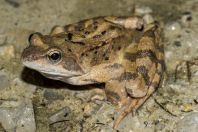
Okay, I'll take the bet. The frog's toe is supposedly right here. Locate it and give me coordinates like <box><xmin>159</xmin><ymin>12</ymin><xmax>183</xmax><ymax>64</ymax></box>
<box><xmin>113</xmin><ymin>98</ymin><xmax>138</xmax><ymax>129</ymax></box>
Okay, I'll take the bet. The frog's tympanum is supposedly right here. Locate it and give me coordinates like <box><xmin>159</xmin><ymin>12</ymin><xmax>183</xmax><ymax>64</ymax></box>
<box><xmin>22</xmin><ymin>16</ymin><xmax>165</xmax><ymax>128</ymax></box>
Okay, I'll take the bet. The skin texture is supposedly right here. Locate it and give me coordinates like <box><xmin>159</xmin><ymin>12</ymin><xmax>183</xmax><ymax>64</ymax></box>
<box><xmin>22</xmin><ymin>16</ymin><xmax>165</xmax><ymax>129</ymax></box>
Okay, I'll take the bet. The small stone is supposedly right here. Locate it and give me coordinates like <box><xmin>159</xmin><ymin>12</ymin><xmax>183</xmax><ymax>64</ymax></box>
<box><xmin>164</xmin><ymin>22</ymin><xmax>182</xmax><ymax>38</ymax></box>
<box><xmin>134</xmin><ymin>5</ymin><xmax>153</xmax><ymax>16</ymax></box>
<box><xmin>181</xmin><ymin>12</ymin><xmax>193</xmax><ymax>26</ymax></box>
<box><xmin>174</xmin><ymin>41</ymin><xmax>182</xmax><ymax>47</ymax></box>
<box><xmin>43</xmin><ymin>90</ymin><xmax>64</xmax><ymax>101</ymax></box>
<box><xmin>117</xmin><ymin>114</ymin><xmax>143</xmax><ymax>132</ymax></box>
<box><xmin>49</xmin><ymin>106</ymin><xmax>71</xmax><ymax>124</ymax></box>
<box><xmin>176</xmin><ymin>112</ymin><xmax>198</xmax><ymax>132</ymax></box>
<box><xmin>181</xmin><ymin>104</ymin><xmax>193</xmax><ymax>112</ymax></box>
<box><xmin>0</xmin><ymin>99</ymin><xmax>36</xmax><ymax>132</ymax></box>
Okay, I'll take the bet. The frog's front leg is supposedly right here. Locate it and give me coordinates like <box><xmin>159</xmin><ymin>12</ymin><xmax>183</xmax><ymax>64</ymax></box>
<box><xmin>64</xmin><ymin>63</ymin><xmax>125</xmax><ymax>85</ymax></box>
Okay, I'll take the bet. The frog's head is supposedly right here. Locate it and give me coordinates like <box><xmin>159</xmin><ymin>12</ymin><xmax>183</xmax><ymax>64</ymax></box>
<box><xmin>22</xmin><ymin>32</ymin><xmax>85</xmax><ymax>80</ymax></box>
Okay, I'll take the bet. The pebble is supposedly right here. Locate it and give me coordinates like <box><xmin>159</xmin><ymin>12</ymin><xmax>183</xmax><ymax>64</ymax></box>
<box><xmin>0</xmin><ymin>99</ymin><xmax>36</xmax><ymax>132</ymax></box>
<box><xmin>43</xmin><ymin>90</ymin><xmax>64</xmax><ymax>101</ymax></box>
<box><xmin>176</xmin><ymin>112</ymin><xmax>198</xmax><ymax>132</ymax></box>
<box><xmin>117</xmin><ymin>114</ymin><xmax>143</xmax><ymax>132</ymax></box>
<box><xmin>181</xmin><ymin>12</ymin><xmax>193</xmax><ymax>26</ymax></box>
<box><xmin>49</xmin><ymin>106</ymin><xmax>71</xmax><ymax>124</ymax></box>
<box><xmin>134</xmin><ymin>5</ymin><xmax>153</xmax><ymax>16</ymax></box>
<box><xmin>164</xmin><ymin>22</ymin><xmax>182</xmax><ymax>38</ymax></box>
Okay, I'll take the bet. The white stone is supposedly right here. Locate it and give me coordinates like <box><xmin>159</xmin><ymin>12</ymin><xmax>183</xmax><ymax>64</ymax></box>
<box><xmin>164</xmin><ymin>22</ymin><xmax>182</xmax><ymax>38</ymax></box>
<box><xmin>0</xmin><ymin>99</ymin><xmax>36</xmax><ymax>132</ymax></box>
<box><xmin>134</xmin><ymin>5</ymin><xmax>153</xmax><ymax>16</ymax></box>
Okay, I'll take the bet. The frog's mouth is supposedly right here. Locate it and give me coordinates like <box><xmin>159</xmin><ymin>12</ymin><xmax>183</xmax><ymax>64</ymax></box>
<box><xmin>22</xmin><ymin>60</ymin><xmax>83</xmax><ymax>79</ymax></box>
<box><xmin>40</xmin><ymin>70</ymin><xmax>81</xmax><ymax>78</ymax></box>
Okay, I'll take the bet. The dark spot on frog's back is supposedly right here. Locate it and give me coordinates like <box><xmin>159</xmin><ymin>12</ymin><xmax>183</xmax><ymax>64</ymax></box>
<box><xmin>137</xmin><ymin>66</ymin><xmax>150</xmax><ymax>85</ymax></box>
<box><xmin>119</xmin><ymin>72</ymin><xmax>138</xmax><ymax>81</ymax></box>
<box><xmin>124</xmin><ymin>50</ymin><xmax>157</xmax><ymax>62</ymax></box>
<box><xmin>84</xmin><ymin>31</ymin><xmax>90</xmax><ymax>35</ymax></box>
<box><xmin>63</xmin><ymin>57</ymin><xmax>82</xmax><ymax>71</ymax></box>
<box><xmin>124</xmin><ymin>52</ymin><xmax>136</xmax><ymax>62</ymax></box>
<box><xmin>105</xmin><ymin>63</ymin><xmax>122</xmax><ymax>69</ymax></box>
<box><xmin>94</xmin><ymin>25</ymin><xmax>98</xmax><ymax>30</ymax></box>
<box><xmin>101</xmin><ymin>31</ymin><xmax>106</xmax><ymax>35</ymax></box>
<box><xmin>93</xmin><ymin>34</ymin><xmax>101</xmax><ymax>39</ymax></box>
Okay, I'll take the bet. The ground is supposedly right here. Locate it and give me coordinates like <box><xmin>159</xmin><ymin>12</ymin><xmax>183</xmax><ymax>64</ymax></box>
<box><xmin>0</xmin><ymin>0</ymin><xmax>198</xmax><ymax>132</ymax></box>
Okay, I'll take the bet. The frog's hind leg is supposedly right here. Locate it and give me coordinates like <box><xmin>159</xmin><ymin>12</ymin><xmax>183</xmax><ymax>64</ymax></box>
<box><xmin>105</xmin><ymin>80</ymin><xmax>128</xmax><ymax>105</ymax></box>
<box><xmin>113</xmin><ymin>62</ymin><xmax>163</xmax><ymax>129</ymax></box>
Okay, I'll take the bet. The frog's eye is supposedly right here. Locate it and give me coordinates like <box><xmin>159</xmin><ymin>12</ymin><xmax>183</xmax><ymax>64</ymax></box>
<box><xmin>47</xmin><ymin>50</ymin><xmax>62</xmax><ymax>64</ymax></box>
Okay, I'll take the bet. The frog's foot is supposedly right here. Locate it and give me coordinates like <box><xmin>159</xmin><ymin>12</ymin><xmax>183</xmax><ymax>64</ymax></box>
<box><xmin>113</xmin><ymin>97</ymin><xmax>138</xmax><ymax>129</ymax></box>
<box><xmin>113</xmin><ymin>96</ymin><xmax>151</xmax><ymax>129</ymax></box>
<box><xmin>175</xmin><ymin>60</ymin><xmax>198</xmax><ymax>82</ymax></box>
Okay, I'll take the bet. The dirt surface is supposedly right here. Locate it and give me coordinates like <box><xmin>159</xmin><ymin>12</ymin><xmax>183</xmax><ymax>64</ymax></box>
<box><xmin>0</xmin><ymin>0</ymin><xmax>198</xmax><ymax>132</ymax></box>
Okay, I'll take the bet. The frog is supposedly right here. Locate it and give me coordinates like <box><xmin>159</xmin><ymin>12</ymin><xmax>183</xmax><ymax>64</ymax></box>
<box><xmin>21</xmin><ymin>16</ymin><xmax>165</xmax><ymax>128</ymax></box>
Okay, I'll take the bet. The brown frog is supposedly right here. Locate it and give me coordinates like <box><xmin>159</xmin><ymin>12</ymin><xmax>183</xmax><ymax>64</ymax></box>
<box><xmin>22</xmin><ymin>16</ymin><xmax>165</xmax><ymax>128</ymax></box>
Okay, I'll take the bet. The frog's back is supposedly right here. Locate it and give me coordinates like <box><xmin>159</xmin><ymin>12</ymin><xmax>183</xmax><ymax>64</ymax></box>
<box><xmin>59</xmin><ymin>16</ymin><xmax>144</xmax><ymax>67</ymax></box>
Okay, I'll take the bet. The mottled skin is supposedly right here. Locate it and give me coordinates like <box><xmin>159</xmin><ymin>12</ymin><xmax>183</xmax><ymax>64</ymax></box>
<box><xmin>22</xmin><ymin>16</ymin><xmax>165</xmax><ymax>128</ymax></box>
